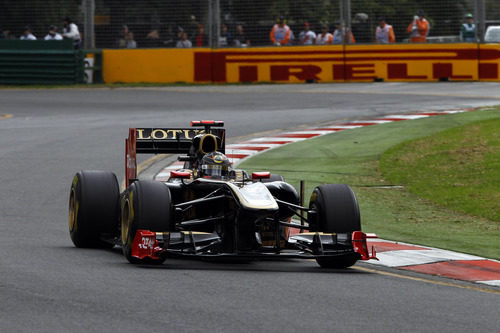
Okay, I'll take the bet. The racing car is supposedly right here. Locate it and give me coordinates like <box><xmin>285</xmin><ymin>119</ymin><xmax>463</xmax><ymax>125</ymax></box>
<box><xmin>69</xmin><ymin>120</ymin><xmax>377</xmax><ymax>268</ymax></box>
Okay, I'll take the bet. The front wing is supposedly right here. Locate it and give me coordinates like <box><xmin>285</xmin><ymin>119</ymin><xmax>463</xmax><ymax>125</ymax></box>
<box><xmin>131</xmin><ymin>229</ymin><xmax>378</xmax><ymax>262</ymax></box>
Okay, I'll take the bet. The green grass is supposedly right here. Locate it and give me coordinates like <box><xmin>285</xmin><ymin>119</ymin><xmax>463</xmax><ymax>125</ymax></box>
<box><xmin>380</xmin><ymin>117</ymin><xmax>500</xmax><ymax>222</ymax></box>
<box><xmin>239</xmin><ymin>108</ymin><xmax>500</xmax><ymax>259</ymax></box>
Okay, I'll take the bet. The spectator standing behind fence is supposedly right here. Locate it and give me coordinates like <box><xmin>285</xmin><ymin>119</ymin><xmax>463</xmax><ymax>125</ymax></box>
<box><xmin>176</xmin><ymin>32</ymin><xmax>192</xmax><ymax>48</ymax></box>
<box><xmin>20</xmin><ymin>26</ymin><xmax>36</xmax><ymax>40</ymax></box>
<box><xmin>144</xmin><ymin>29</ymin><xmax>163</xmax><ymax>48</ymax></box>
<box><xmin>219</xmin><ymin>24</ymin><xmax>233</xmax><ymax>47</ymax></box>
<box><xmin>233</xmin><ymin>24</ymin><xmax>250</xmax><ymax>47</ymax></box>
<box><xmin>163</xmin><ymin>26</ymin><xmax>176</xmax><ymax>47</ymax></box>
<box><xmin>1</xmin><ymin>29</ymin><xmax>15</xmax><ymax>40</ymax></box>
<box><xmin>62</xmin><ymin>17</ymin><xmax>81</xmax><ymax>48</ymax></box>
<box><xmin>407</xmin><ymin>10</ymin><xmax>429</xmax><ymax>43</ymax></box>
<box><xmin>316</xmin><ymin>25</ymin><xmax>333</xmax><ymax>45</ymax></box>
<box><xmin>270</xmin><ymin>16</ymin><xmax>291</xmax><ymax>46</ymax></box>
<box><xmin>125</xmin><ymin>32</ymin><xmax>136</xmax><ymax>48</ymax></box>
<box><xmin>461</xmin><ymin>13</ymin><xmax>476</xmax><ymax>42</ymax></box>
<box><xmin>116</xmin><ymin>25</ymin><xmax>129</xmax><ymax>48</ymax></box>
<box><xmin>195</xmin><ymin>24</ymin><xmax>207</xmax><ymax>47</ymax></box>
<box><xmin>299</xmin><ymin>22</ymin><xmax>316</xmax><ymax>45</ymax></box>
<box><xmin>333</xmin><ymin>22</ymin><xmax>355</xmax><ymax>44</ymax></box>
<box><xmin>44</xmin><ymin>25</ymin><xmax>62</xmax><ymax>40</ymax></box>
<box><xmin>375</xmin><ymin>17</ymin><xmax>395</xmax><ymax>44</ymax></box>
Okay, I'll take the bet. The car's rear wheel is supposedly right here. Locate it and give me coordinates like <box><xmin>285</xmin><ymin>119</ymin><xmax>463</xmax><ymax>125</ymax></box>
<box><xmin>308</xmin><ymin>184</ymin><xmax>361</xmax><ymax>268</ymax></box>
<box><xmin>121</xmin><ymin>180</ymin><xmax>172</xmax><ymax>264</ymax></box>
<box><xmin>69</xmin><ymin>170</ymin><xmax>120</xmax><ymax>248</ymax></box>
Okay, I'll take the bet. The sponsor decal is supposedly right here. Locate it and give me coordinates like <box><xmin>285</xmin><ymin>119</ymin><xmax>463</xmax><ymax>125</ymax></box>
<box><xmin>136</xmin><ymin>128</ymin><xmax>205</xmax><ymax>140</ymax></box>
<box><xmin>138</xmin><ymin>236</ymin><xmax>155</xmax><ymax>250</ymax></box>
<box><xmin>194</xmin><ymin>47</ymin><xmax>500</xmax><ymax>83</ymax></box>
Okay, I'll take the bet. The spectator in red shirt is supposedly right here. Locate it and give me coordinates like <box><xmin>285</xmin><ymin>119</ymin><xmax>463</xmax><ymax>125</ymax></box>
<box><xmin>195</xmin><ymin>24</ymin><xmax>207</xmax><ymax>47</ymax></box>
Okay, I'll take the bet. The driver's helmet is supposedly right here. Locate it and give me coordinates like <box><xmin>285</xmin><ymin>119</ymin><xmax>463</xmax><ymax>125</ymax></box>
<box><xmin>199</xmin><ymin>152</ymin><xmax>231</xmax><ymax>179</ymax></box>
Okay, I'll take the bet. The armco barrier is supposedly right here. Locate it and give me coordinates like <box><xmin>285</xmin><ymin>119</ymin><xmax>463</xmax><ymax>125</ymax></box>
<box><xmin>0</xmin><ymin>40</ymin><xmax>84</xmax><ymax>85</ymax></box>
<box><xmin>102</xmin><ymin>44</ymin><xmax>500</xmax><ymax>84</ymax></box>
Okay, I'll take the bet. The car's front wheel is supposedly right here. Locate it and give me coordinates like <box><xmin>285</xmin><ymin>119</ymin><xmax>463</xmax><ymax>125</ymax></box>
<box><xmin>308</xmin><ymin>184</ymin><xmax>361</xmax><ymax>268</ymax></box>
<box><xmin>121</xmin><ymin>180</ymin><xmax>172</xmax><ymax>264</ymax></box>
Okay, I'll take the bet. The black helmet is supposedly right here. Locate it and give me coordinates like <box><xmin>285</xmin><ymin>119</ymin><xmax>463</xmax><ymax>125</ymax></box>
<box><xmin>200</xmin><ymin>152</ymin><xmax>231</xmax><ymax>179</ymax></box>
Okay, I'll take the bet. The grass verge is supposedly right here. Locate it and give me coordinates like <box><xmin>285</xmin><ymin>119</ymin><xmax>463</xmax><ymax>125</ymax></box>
<box><xmin>239</xmin><ymin>108</ymin><xmax>500</xmax><ymax>259</ymax></box>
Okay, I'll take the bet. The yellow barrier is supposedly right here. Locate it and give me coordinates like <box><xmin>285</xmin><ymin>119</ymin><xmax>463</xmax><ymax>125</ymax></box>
<box><xmin>344</xmin><ymin>44</ymin><xmax>479</xmax><ymax>81</ymax></box>
<box><xmin>102</xmin><ymin>44</ymin><xmax>500</xmax><ymax>83</ymax></box>
<box><xmin>103</xmin><ymin>48</ymin><xmax>195</xmax><ymax>83</ymax></box>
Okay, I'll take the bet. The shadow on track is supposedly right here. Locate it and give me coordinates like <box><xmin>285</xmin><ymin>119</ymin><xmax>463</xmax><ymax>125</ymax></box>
<box><xmin>60</xmin><ymin>245</ymin><xmax>372</xmax><ymax>275</ymax></box>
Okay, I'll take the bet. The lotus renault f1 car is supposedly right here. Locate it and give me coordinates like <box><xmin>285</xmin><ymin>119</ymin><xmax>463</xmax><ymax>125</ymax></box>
<box><xmin>69</xmin><ymin>120</ymin><xmax>377</xmax><ymax>268</ymax></box>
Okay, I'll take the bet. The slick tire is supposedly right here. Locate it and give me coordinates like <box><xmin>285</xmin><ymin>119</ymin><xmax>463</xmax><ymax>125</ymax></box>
<box><xmin>308</xmin><ymin>184</ymin><xmax>361</xmax><ymax>269</ymax></box>
<box><xmin>121</xmin><ymin>180</ymin><xmax>172</xmax><ymax>265</ymax></box>
<box><xmin>69</xmin><ymin>170</ymin><xmax>120</xmax><ymax>248</ymax></box>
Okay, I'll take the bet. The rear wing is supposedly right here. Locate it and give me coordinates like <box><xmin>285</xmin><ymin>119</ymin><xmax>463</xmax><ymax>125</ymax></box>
<box><xmin>125</xmin><ymin>121</ymin><xmax>226</xmax><ymax>186</ymax></box>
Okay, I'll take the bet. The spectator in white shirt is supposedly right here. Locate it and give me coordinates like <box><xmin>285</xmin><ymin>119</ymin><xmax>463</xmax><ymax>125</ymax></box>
<box><xmin>299</xmin><ymin>22</ymin><xmax>316</xmax><ymax>45</ymax></box>
<box><xmin>176</xmin><ymin>32</ymin><xmax>192</xmax><ymax>48</ymax></box>
<box><xmin>20</xmin><ymin>26</ymin><xmax>36</xmax><ymax>40</ymax></box>
<box><xmin>62</xmin><ymin>17</ymin><xmax>81</xmax><ymax>48</ymax></box>
<box><xmin>44</xmin><ymin>25</ymin><xmax>63</xmax><ymax>40</ymax></box>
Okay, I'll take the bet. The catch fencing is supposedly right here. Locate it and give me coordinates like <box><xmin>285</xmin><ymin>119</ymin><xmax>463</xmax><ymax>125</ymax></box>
<box><xmin>1</xmin><ymin>0</ymin><xmax>499</xmax><ymax>49</ymax></box>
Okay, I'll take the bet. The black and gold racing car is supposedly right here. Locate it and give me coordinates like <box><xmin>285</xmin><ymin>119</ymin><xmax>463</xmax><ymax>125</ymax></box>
<box><xmin>69</xmin><ymin>121</ymin><xmax>376</xmax><ymax>268</ymax></box>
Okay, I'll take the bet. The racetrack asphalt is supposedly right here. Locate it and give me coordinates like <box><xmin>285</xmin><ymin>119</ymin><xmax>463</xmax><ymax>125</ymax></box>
<box><xmin>1</xmin><ymin>83</ymin><xmax>499</xmax><ymax>332</ymax></box>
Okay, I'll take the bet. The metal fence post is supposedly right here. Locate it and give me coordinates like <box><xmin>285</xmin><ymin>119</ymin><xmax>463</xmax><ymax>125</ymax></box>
<box><xmin>208</xmin><ymin>0</ymin><xmax>220</xmax><ymax>48</ymax></box>
<box><xmin>346</xmin><ymin>0</ymin><xmax>351</xmax><ymax>36</ymax></box>
<box><xmin>478</xmin><ymin>0</ymin><xmax>486</xmax><ymax>43</ymax></box>
<box><xmin>339</xmin><ymin>0</ymin><xmax>344</xmax><ymax>27</ymax></box>
<box><xmin>214</xmin><ymin>0</ymin><xmax>220</xmax><ymax>48</ymax></box>
<box><xmin>208</xmin><ymin>0</ymin><xmax>213</xmax><ymax>47</ymax></box>
<box><xmin>82</xmin><ymin>0</ymin><xmax>95</xmax><ymax>49</ymax></box>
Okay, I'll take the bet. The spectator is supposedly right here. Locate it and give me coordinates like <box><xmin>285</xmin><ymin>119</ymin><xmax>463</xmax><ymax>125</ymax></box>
<box><xmin>316</xmin><ymin>24</ymin><xmax>333</xmax><ymax>45</ymax></box>
<box><xmin>116</xmin><ymin>25</ymin><xmax>129</xmax><ymax>48</ymax></box>
<box><xmin>333</xmin><ymin>22</ymin><xmax>355</xmax><ymax>44</ymax></box>
<box><xmin>299</xmin><ymin>22</ymin><xmax>316</xmax><ymax>45</ymax></box>
<box><xmin>2</xmin><ymin>29</ymin><xmax>15</xmax><ymax>40</ymax></box>
<box><xmin>62</xmin><ymin>17</ymin><xmax>81</xmax><ymax>48</ymax></box>
<box><xmin>219</xmin><ymin>23</ymin><xmax>232</xmax><ymax>47</ymax></box>
<box><xmin>176</xmin><ymin>32</ymin><xmax>192</xmax><ymax>48</ymax></box>
<box><xmin>351</xmin><ymin>12</ymin><xmax>370</xmax><ymax>43</ymax></box>
<box><xmin>163</xmin><ymin>26</ymin><xmax>177</xmax><ymax>47</ymax></box>
<box><xmin>195</xmin><ymin>24</ymin><xmax>207</xmax><ymax>47</ymax></box>
<box><xmin>44</xmin><ymin>25</ymin><xmax>62</xmax><ymax>40</ymax></box>
<box><xmin>375</xmin><ymin>17</ymin><xmax>395</xmax><ymax>44</ymax></box>
<box><xmin>270</xmin><ymin>16</ymin><xmax>291</xmax><ymax>46</ymax></box>
<box><xmin>407</xmin><ymin>10</ymin><xmax>429</xmax><ymax>43</ymax></box>
<box><xmin>177</xmin><ymin>27</ymin><xmax>184</xmax><ymax>41</ymax></box>
<box><xmin>288</xmin><ymin>28</ymin><xmax>296</xmax><ymax>45</ymax></box>
<box><xmin>144</xmin><ymin>29</ymin><xmax>163</xmax><ymax>48</ymax></box>
<box><xmin>20</xmin><ymin>26</ymin><xmax>36</xmax><ymax>40</ymax></box>
<box><xmin>125</xmin><ymin>32</ymin><xmax>137</xmax><ymax>48</ymax></box>
<box><xmin>233</xmin><ymin>24</ymin><xmax>250</xmax><ymax>47</ymax></box>
<box><xmin>460</xmin><ymin>13</ymin><xmax>476</xmax><ymax>42</ymax></box>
